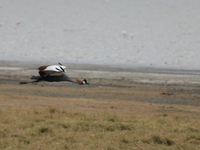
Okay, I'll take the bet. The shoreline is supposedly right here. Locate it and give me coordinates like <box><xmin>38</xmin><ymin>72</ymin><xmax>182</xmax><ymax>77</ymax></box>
<box><xmin>1</xmin><ymin>58</ymin><xmax>200</xmax><ymax>70</ymax></box>
<box><xmin>1</xmin><ymin>60</ymin><xmax>200</xmax><ymax>74</ymax></box>
<box><xmin>1</xmin><ymin>60</ymin><xmax>200</xmax><ymax>88</ymax></box>
<box><xmin>0</xmin><ymin>60</ymin><xmax>200</xmax><ymax>107</ymax></box>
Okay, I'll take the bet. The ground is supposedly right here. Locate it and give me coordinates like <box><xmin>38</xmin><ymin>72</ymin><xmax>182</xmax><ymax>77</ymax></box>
<box><xmin>0</xmin><ymin>61</ymin><xmax>200</xmax><ymax>149</ymax></box>
<box><xmin>1</xmin><ymin>60</ymin><xmax>200</xmax><ymax>116</ymax></box>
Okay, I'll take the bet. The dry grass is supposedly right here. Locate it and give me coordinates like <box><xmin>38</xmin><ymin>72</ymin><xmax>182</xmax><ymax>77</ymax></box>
<box><xmin>0</xmin><ymin>107</ymin><xmax>200</xmax><ymax>150</ymax></box>
<box><xmin>0</xmin><ymin>83</ymin><xmax>200</xmax><ymax>149</ymax></box>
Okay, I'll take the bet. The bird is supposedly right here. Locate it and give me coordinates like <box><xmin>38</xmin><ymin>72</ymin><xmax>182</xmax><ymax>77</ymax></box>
<box><xmin>20</xmin><ymin>63</ymin><xmax>89</xmax><ymax>85</ymax></box>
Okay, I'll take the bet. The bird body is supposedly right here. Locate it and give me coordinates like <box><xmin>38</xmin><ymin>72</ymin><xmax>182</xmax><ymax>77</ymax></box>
<box><xmin>39</xmin><ymin>64</ymin><xmax>66</xmax><ymax>72</ymax></box>
<box><xmin>20</xmin><ymin>63</ymin><xmax>89</xmax><ymax>85</ymax></box>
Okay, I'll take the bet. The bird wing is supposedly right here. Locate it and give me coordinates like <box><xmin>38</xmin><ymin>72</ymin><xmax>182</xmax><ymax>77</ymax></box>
<box><xmin>38</xmin><ymin>65</ymin><xmax>66</xmax><ymax>77</ymax></box>
<box><xmin>39</xmin><ymin>70</ymin><xmax>63</xmax><ymax>77</ymax></box>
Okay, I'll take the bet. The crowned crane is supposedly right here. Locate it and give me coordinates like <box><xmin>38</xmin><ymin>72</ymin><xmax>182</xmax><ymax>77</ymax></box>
<box><xmin>20</xmin><ymin>63</ymin><xmax>89</xmax><ymax>85</ymax></box>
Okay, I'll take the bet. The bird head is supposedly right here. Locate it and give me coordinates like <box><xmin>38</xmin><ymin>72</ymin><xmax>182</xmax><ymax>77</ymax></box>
<box><xmin>76</xmin><ymin>79</ymin><xmax>89</xmax><ymax>85</ymax></box>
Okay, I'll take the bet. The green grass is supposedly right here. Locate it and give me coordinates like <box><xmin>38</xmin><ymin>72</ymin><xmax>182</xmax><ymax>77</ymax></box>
<box><xmin>0</xmin><ymin>107</ymin><xmax>200</xmax><ymax>150</ymax></box>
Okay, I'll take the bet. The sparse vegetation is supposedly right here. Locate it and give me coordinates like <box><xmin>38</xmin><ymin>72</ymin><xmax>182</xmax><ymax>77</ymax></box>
<box><xmin>0</xmin><ymin>107</ymin><xmax>200</xmax><ymax>150</ymax></box>
<box><xmin>0</xmin><ymin>82</ymin><xmax>200</xmax><ymax>150</ymax></box>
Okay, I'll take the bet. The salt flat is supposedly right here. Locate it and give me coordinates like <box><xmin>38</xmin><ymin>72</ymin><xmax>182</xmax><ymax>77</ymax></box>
<box><xmin>0</xmin><ymin>0</ymin><xmax>200</xmax><ymax>68</ymax></box>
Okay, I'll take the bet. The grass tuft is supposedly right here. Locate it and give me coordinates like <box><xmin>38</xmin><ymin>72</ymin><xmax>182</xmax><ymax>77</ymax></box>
<box><xmin>0</xmin><ymin>107</ymin><xmax>199</xmax><ymax>149</ymax></box>
<box><xmin>38</xmin><ymin>127</ymin><xmax>52</xmax><ymax>134</ymax></box>
<box><xmin>150</xmin><ymin>135</ymin><xmax>174</xmax><ymax>146</ymax></box>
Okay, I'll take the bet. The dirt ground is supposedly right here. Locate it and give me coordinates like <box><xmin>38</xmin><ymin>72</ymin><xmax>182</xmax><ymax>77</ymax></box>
<box><xmin>0</xmin><ymin>60</ymin><xmax>200</xmax><ymax>119</ymax></box>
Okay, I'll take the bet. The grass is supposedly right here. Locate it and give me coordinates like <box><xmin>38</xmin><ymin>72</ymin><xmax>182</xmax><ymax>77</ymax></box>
<box><xmin>0</xmin><ymin>83</ymin><xmax>200</xmax><ymax>149</ymax></box>
<box><xmin>0</xmin><ymin>107</ymin><xmax>200</xmax><ymax>150</ymax></box>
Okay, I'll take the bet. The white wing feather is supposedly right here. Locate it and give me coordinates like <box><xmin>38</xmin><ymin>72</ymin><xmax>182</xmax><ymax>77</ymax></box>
<box><xmin>45</xmin><ymin>65</ymin><xmax>66</xmax><ymax>72</ymax></box>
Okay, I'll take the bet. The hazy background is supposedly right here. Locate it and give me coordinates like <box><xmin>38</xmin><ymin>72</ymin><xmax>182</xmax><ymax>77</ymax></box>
<box><xmin>0</xmin><ymin>0</ymin><xmax>200</xmax><ymax>69</ymax></box>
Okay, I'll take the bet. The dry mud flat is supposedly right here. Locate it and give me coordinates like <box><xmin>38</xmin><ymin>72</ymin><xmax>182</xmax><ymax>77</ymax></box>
<box><xmin>0</xmin><ymin>61</ymin><xmax>200</xmax><ymax>118</ymax></box>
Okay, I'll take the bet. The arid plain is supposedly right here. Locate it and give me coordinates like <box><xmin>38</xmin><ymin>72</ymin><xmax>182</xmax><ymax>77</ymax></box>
<box><xmin>0</xmin><ymin>61</ymin><xmax>200</xmax><ymax>149</ymax></box>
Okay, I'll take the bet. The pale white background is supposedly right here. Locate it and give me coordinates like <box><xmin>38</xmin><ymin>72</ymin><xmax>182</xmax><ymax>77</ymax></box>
<box><xmin>0</xmin><ymin>0</ymin><xmax>199</xmax><ymax>69</ymax></box>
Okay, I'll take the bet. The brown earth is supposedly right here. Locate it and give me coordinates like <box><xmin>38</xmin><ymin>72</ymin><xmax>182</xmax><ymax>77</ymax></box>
<box><xmin>0</xmin><ymin>60</ymin><xmax>200</xmax><ymax>119</ymax></box>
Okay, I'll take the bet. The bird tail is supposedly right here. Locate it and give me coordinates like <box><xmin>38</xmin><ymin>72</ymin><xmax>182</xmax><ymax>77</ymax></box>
<box><xmin>31</xmin><ymin>76</ymin><xmax>41</xmax><ymax>80</ymax></box>
<box><xmin>19</xmin><ymin>76</ymin><xmax>42</xmax><ymax>84</ymax></box>
<box><xmin>19</xmin><ymin>80</ymin><xmax>39</xmax><ymax>84</ymax></box>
